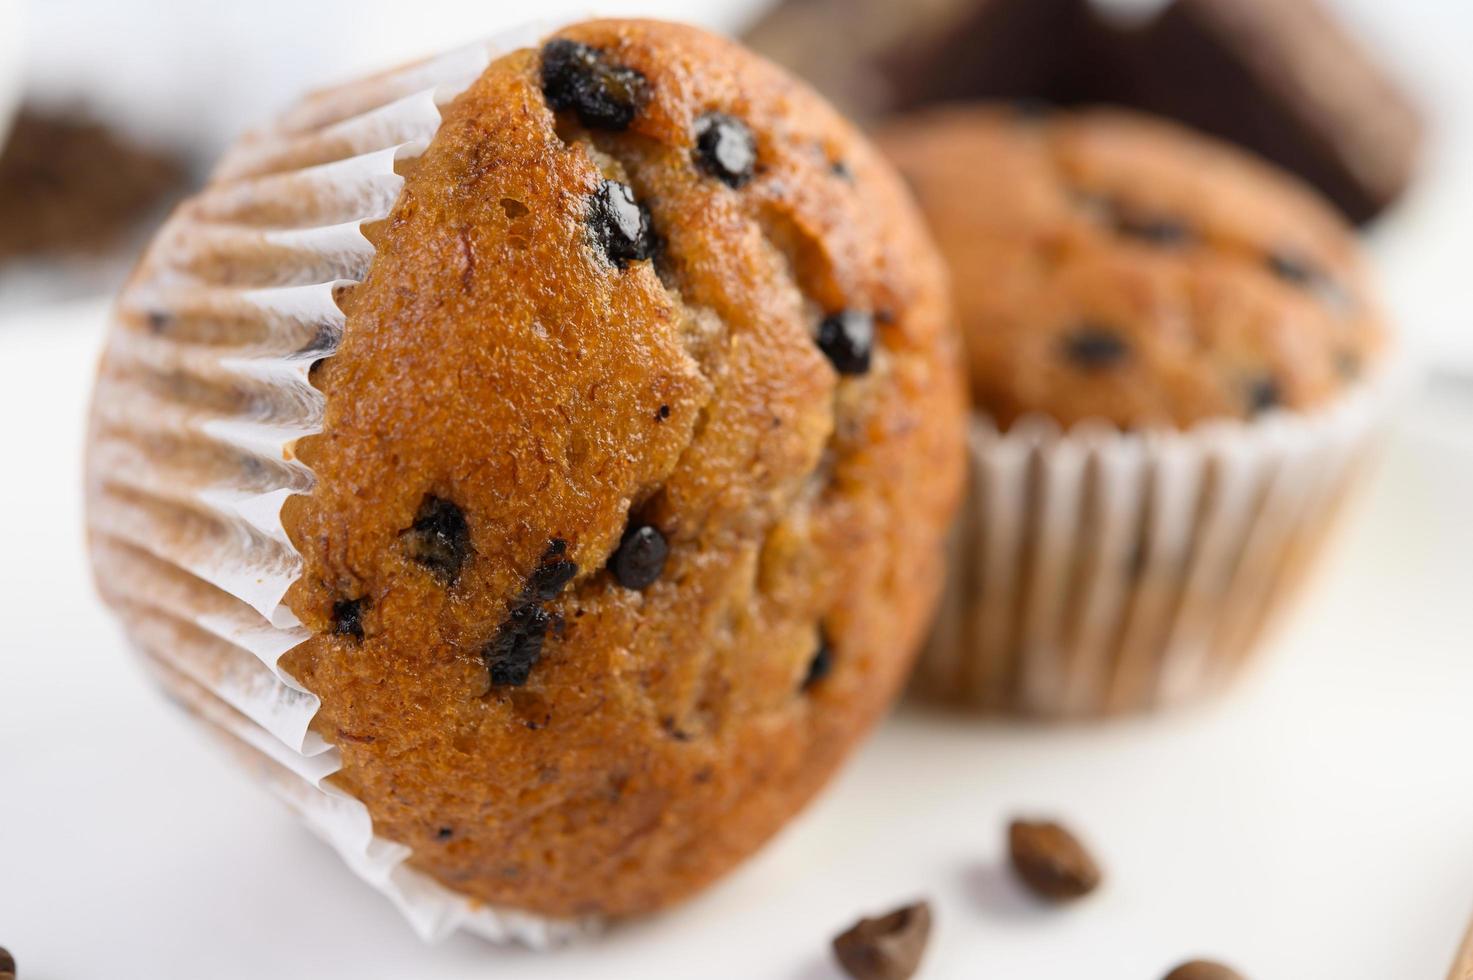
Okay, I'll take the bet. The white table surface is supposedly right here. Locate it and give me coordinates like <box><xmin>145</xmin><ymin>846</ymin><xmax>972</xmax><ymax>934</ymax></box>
<box><xmin>1</xmin><ymin>299</ymin><xmax>1471</xmax><ymax>980</ymax></box>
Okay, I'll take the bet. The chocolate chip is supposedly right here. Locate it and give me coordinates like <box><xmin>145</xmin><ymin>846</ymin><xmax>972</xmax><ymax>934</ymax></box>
<box><xmin>527</xmin><ymin>538</ymin><xmax>578</xmax><ymax>601</ymax></box>
<box><xmin>693</xmin><ymin>112</ymin><xmax>757</xmax><ymax>188</ymax></box>
<box><xmin>540</xmin><ymin>39</ymin><xmax>648</xmax><ymax>131</ymax></box>
<box><xmin>1008</xmin><ymin>818</ymin><xmax>1102</xmax><ymax>902</ymax></box>
<box><xmin>436</xmin><ymin>826</ymin><xmax>454</xmax><ymax>841</ymax></box>
<box><xmin>1247</xmin><ymin>374</ymin><xmax>1282</xmax><ymax>415</ymax></box>
<box><xmin>405</xmin><ymin>495</ymin><xmax>472</xmax><ymax>582</ymax></box>
<box><xmin>485</xmin><ymin>602</ymin><xmax>553</xmax><ymax>688</ymax></box>
<box><xmin>1162</xmin><ymin>960</ymin><xmax>1247</xmax><ymax>980</ymax></box>
<box><xmin>589</xmin><ymin>180</ymin><xmax>656</xmax><ymax>268</ymax></box>
<box><xmin>1114</xmin><ymin>210</ymin><xmax>1192</xmax><ymax>246</ymax></box>
<box><xmin>803</xmin><ymin>634</ymin><xmax>833</xmax><ymax>691</ymax></box>
<box><xmin>831</xmin><ymin>901</ymin><xmax>932</xmax><ymax>980</ymax></box>
<box><xmin>1062</xmin><ymin>325</ymin><xmax>1130</xmax><ymax>369</ymax></box>
<box><xmin>611</xmin><ymin>523</ymin><xmax>668</xmax><ymax>590</ymax></box>
<box><xmin>331</xmin><ymin>597</ymin><xmax>366</xmax><ymax>642</ymax></box>
<box><xmin>0</xmin><ymin>947</ymin><xmax>14</xmax><ymax>980</ymax></box>
<box><xmin>657</xmin><ymin>403</ymin><xmax>671</xmax><ymax>421</ymax></box>
<box><xmin>1266</xmin><ymin>249</ymin><xmax>1318</xmax><ymax>286</ymax></box>
<box><xmin>817</xmin><ymin>310</ymin><xmax>874</xmax><ymax>375</ymax></box>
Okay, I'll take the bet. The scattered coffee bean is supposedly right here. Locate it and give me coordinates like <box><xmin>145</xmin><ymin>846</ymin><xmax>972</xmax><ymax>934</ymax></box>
<box><xmin>611</xmin><ymin>523</ymin><xmax>668</xmax><ymax>590</ymax></box>
<box><xmin>589</xmin><ymin>180</ymin><xmax>656</xmax><ymax>268</ymax></box>
<box><xmin>404</xmin><ymin>495</ymin><xmax>472</xmax><ymax>582</ymax></box>
<box><xmin>331</xmin><ymin>597</ymin><xmax>366</xmax><ymax>642</ymax></box>
<box><xmin>0</xmin><ymin>947</ymin><xmax>13</xmax><ymax>980</ymax></box>
<box><xmin>1247</xmin><ymin>374</ymin><xmax>1282</xmax><ymax>415</ymax></box>
<box><xmin>484</xmin><ymin>602</ymin><xmax>553</xmax><ymax>688</ymax></box>
<box><xmin>693</xmin><ymin>112</ymin><xmax>757</xmax><ymax>188</ymax></box>
<box><xmin>1062</xmin><ymin>324</ymin><xmax>1130</xmax><ymax>369</ymax></box>
<box><xmin>1162</xmin><ymin>960</ymin><xmax>1246</xmax><ymax>980</ymax></box>
<box><xmin>1007</xmin><ymin>818</ymin><xmax>1102</xmax><ymax>902</ymax></box>
<box><xmin>540</xmin><ymin>39</ymin><xmax>648</xmax><ymax>131</ymax></box>
<box><xmin>817</xmin><ymin>310</ymin><xmax>874</xmax><ymax>375</ymax></box>
<box><xmin>803</xmin><ymin>633</ymin><xmax>833</xmax><ymax>691</ymax></box>
<box><xmin>831</xmin><ymin>901</ymin><xmax>932</xmax><ymax>980</ymax></box>
<box><xmin>527</xmin><ymin>538</ymin><xmax>578</xmax><ymax>601</ymax></box>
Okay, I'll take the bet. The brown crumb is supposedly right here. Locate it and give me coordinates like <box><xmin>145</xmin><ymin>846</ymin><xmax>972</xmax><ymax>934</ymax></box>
<box><xmin>1163</xmin><ymin>960</ymin><xmax>1247</xmax><ymax>980</ymax></box>
<box><xmin>0</xmin><ymin>108</ymin><xmax>187</xmax><ymax>262</ymax></box>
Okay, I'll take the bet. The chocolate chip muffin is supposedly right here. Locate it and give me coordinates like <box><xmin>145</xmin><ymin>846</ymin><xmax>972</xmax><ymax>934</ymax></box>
<box><xmin>84</xmin><ymin>19</ymin><xmax>965</xmax><ymax>930</ymax></box>
<box><xmin>880</xmin><ymin>105</ymin><xmax>1387</xmax><ymax>431</ymax></box>
<box><xmin>878</xmin><ymin>105</ymin><xmax>1392</xmax><ymax>716</ymax></box>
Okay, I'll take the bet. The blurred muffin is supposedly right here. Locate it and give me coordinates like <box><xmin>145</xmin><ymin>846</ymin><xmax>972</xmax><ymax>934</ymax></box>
<box><xmin>879</xmin><ymin>105</ymin><xmax>1391</xmax><ymax>717</ymax></box>
<box><xmin>83</xmin><ymin>20</ymin><xmax>965</xmax><ymax>938</ymax></box>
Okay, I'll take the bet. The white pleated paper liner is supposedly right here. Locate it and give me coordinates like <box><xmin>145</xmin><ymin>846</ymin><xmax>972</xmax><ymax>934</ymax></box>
<box><xmin>915</xmin><ymin>373</ymin><xmax>1394</xmax><ymax>719</ymax></box>
<box><xmin>85</xmin><ymin>21</ymin><xmax>595</xmax><ymax>945</ymax></box>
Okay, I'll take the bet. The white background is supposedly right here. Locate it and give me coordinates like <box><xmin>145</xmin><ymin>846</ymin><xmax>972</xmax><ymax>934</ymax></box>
<box><xmin>2</xmin><ymin>1</ymin><xmax>1472</xmax><ymax>978</ymax></box>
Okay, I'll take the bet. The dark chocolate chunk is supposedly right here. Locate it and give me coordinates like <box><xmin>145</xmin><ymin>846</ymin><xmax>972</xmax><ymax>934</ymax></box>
<box><xmin>404</xmin><ymin>495</ymin><xmax>472</xmax><ymax>582</ymax></box>
<box><xmin>1162</xmin><ymin>961</ymin><xmax>1247</xmax><ymax>980</ymax></box>
<box><xmin>831</xmin><ymin>901</ymin><xmax>932</xmax><ymax>980</ymax></box>
<box><xmin>803</xmin><ymin>634</ymin><xmax>834</xmax><ymax>691</ymax></box>
<box><xmin>817</xmin><ymin>310</ymin><xmax>874</xmax><ymax>375</ymax></box>
<box><xmin>540</xmin><ymin>39</ymin><xmax>649</xmax><ymax>131</ymax></box>
<box><xmin>1114</xmin><ymin>210</ymin><xmax>1192</xmax><ymax>246</ymax></box>
<box><xmin>657</xmin><ymin>403</ymin><xmax>671</xmax><ymax>420</ymax></box>
<box><xmin>1008</xmin><ymin>818</ymin><xmax>1102</xmax><ymax>902</ymax></box>
<box><xmin>527</xmin><ymin>538</ymin><xmax>578</xmax><ymax>601</ymax></box>
<box><xmin>485</xmin><ymin>603</ymin><xmax>553</xmax><ymax>688</ymax></box>
<box><xmin>331</xmin><ymin>597</ymin><xmax>366</xmax><ymax>642</ymax></box>
<box><xmin>1062</xmin><ymin>325</ymin><xmax>1130</xmax><ymax>369</ymax></box>
<box><xmin>611</xmin><ymin>523</ymin><xmax>668</xmax><ymax>590</ymax></box>
<box><xmin>589</xmin><ymin>180</ymin><xmax>656</xmax><ymax>268</ymax></box>
<box><xmin>693</xmin><ymin>112</ymin><xmax>757</xmax><ymax>188</ymax></box>
<box><xmin>436</xmin><ymin>826</ymin><xmax>454</xmax><ymax>841</ymax></box>
<box><xmin>1247</xmin><ymin>374</ymin><xmax>1282</xmax><ymax>415</ymax></box>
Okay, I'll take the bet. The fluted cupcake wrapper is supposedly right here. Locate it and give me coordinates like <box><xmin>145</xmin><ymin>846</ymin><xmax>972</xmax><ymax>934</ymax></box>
<box><xmin>85</xmin><ymin>22</ymin><xmax>593</xmax><ymax>945</ymax></box>
<box><xmin>916</xmin><ymin>375</ymin><xmax>1394</xmax><ymax>719</ymax></box>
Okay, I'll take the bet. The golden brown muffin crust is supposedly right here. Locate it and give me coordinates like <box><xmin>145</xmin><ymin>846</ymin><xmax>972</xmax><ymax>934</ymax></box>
<box><xmin>279</xmin><ymin>20</ymin><xmax>964</xmax><ymax>919</ymax></box>
<box><xmin>878</xmin><ymin>105</ymin><xmax>1387</xmax><ymax>430</ymax></box>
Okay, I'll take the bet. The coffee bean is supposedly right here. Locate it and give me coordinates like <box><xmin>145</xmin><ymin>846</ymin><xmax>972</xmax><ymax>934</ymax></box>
<box><xmin>527</xmin><ymin>538</ymin><xmax>578</xmax><ymax>601</ymax></box>
<box><xmin>611</xmin><ymin>523</ymin><xmax>668</xmax><ymax>590</ymax></box>
<box><xmin>1007</xmin><ymin>818</ymin><xmax>1102</xmax><ymax>901</ymax></box>
<box><xmin>831</xmin><ymin>901</ymin><xmax>932</xmax><ymax>980</ymax></box>
<box><xmin>1247</xmin><ymin>374</ymin><xmax>1282</xmax><ymax>415</ymax></box>
<box><xmin>817</xmin><ymin>310</ymin><xmax>874</xmax><ymax>375</ymax></box>
<box><xmin>485</xmin><ymin>602</ymin><xmax>554</xmax><ymax>688</ymax></box>
<box><xmin>803</xmin><ymin>633</ymin><xmax>833</xmax><ymax>691</ymax></box>
<box><xmin>693</xmin><ymin>112</ymin><xmax>756</xmax><ymax>188</ymax></box>
<box><xmin>0</xmin><ymin>947</ymin><xmax>13</xmax><ymax>980</ymax></box>
<box><xmin>540</xmin><ymin>39</ymin><xmax>648</xmax><ymax>131</ymax></box>
<box><xmin>589</xmin><ymin>180</ymin><xmax>656</xmax><ymax>269</ymax></box>
<box><xmin>1062</xmin><ymin>324</ymin><xmax>1130</xmax><ymax>369</ymax></box>
<box><xmin>331</xmin><ymin>597</ymin><xmax>366</xmax><ymax>642</ymax></box>
<box><xmin>404</xmin><ymin>495</ymin><xmax>472</xmax><ymax>582</ymax></box>
<box><xmin>1162</xmin><ymin>960</ymin><xmax>1247</xmax><ymax>980</ymax></box>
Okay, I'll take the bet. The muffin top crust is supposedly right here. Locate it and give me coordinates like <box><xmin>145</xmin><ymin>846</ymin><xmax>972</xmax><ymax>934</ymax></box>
<box><xmin>879</xmin><ymin>105</ymin><xmax>1388</xmax><ymax>430</ymax></box>
<box><xmin>274</xmin><ymin>20</ymin><xmax>964</xmax><ymax>920</ymax></box>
